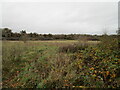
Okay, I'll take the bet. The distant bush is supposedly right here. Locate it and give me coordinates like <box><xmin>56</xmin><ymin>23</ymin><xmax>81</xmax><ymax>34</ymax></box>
<box><xmin>59</xmin><ymin>43</ymin><xmax>88</xmax><ymax>53</ymax></box>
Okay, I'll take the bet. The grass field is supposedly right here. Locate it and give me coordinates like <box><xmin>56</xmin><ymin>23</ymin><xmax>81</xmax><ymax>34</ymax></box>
<box><xmin>2</xmin><ymin>39</ymin><xmax>120</xmax><ymax>88</ymax></box>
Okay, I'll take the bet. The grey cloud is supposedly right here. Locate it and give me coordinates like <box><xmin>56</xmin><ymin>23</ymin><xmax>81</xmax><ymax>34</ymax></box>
<box><xmin>2</xmin><ymin>2</ymin><xmax>118</xmax><ymax>34</ymax></box>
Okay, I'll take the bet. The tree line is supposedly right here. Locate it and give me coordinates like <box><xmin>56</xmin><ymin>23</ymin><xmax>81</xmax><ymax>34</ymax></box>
<box><xmin>1</xmin><ymin>28</ymin><xmax>118</xmax><ymax>41</ymax></box>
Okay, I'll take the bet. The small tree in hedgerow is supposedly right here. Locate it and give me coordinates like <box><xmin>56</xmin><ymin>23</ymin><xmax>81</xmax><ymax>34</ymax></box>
<box><xmin>117</xmin><ymin>28</ymin><xmax>120</xmax><ymax>49</ymax></box>
<box><xmin>20</xmin><ymin>30</ymin><xmax>27</xmax><ymax>43</ymax></box>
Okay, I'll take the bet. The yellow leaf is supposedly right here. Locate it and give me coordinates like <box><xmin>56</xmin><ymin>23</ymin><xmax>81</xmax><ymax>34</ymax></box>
<box><xmin>90</xmin><ymin>67</ymin><xmax>94</xmax><ymax>70</ymax></box>
<box><xmin>106</xmin><ymin>71</ymin><xmax>110</xmax><ymax>76</ymax></box>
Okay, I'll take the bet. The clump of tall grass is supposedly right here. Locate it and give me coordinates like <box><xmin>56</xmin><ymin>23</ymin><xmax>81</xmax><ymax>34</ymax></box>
<box><xmin>2</xmin><ymin>41</ymin><xmax>39</xmax><ymax>87</ymax></box>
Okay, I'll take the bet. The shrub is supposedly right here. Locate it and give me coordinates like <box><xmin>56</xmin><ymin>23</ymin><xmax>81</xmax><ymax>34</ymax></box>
<box><xmin>59</xmin><ymin>43</ymin><xmax>88</xmax><ymax>53</ymax></box>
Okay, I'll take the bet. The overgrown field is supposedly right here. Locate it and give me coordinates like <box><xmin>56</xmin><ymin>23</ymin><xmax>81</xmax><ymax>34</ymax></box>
<box><xmin>2</xmin><ymin>38</ymin><xmax>120</xmax><ymax>88</ymax></box>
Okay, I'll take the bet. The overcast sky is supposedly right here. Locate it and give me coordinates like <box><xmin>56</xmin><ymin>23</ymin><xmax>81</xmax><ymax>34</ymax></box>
<box><xmin>1</xmin><ymin>1</ymin><xmax>118</xmax><ymax>35</ymax></box>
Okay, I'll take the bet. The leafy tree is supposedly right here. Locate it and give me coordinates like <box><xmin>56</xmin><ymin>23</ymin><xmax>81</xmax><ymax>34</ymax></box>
<box><xmin>48</xmin><ymin>33</ymin><xmax>52</xmax><ymax>37</ymax></box>
<box><xmin>2</xmin><ymin>28</ymin><xmax>12</xmax><ymax>40</ymax></box>
<box><xmin>20</xmin><ymin>30</ymin><xmax>27</xmax><ymax>43</ymax></box>
<box><xmin>117</xmin><ymin>28</ymin><xmax>120</xmax><ymax>49</ymax></box>
<box><xmin>117</xmin><ymin>28</ymin><xmax>120</xmax><ymax>35</ymax></box>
